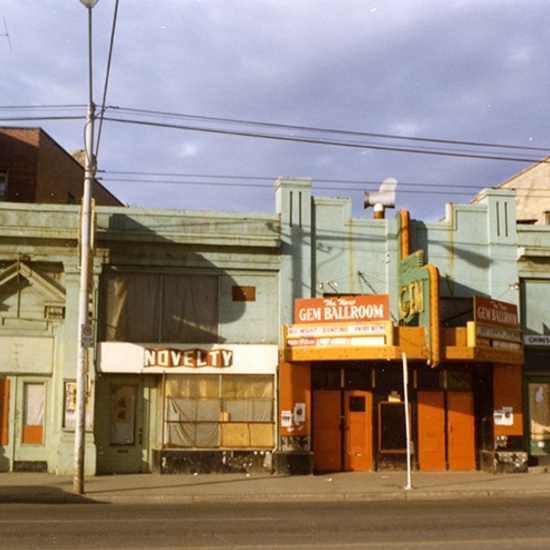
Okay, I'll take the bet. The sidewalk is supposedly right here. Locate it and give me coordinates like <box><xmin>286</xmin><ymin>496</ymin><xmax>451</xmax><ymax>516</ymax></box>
<box><xmin>2</xmin><ymin>468</ymin><xmax>550</xmax><ymax>504</ymax></box>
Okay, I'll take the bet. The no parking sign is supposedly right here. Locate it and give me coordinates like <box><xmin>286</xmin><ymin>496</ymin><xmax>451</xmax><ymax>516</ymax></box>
<box><xmin>81</xmin><ymin>323</ymin><xmax>94</xmax><ymax>348</ymax></box>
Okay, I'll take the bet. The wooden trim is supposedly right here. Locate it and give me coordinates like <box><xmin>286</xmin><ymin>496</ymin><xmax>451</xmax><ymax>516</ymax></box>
<box><xmin>399</xmin><ymin>209</ymin><xmax>410</xmax><ymax>259</ymax></box>
<box><xmin>0</xmin><ymin>379</ymin><xmax>9</xmax><ymax>446</ymax></box>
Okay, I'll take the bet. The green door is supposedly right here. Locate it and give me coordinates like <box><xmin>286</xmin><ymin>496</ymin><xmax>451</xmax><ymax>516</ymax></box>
<box><xmin>96</xmin><ymin>375</ymin><xmax>149</xmax><ymax>474</ymax></box>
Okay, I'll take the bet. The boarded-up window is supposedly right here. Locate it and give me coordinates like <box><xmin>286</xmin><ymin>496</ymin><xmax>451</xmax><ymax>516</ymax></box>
<box><xmin>232</xmin><ymin>286</ymin><xmax>256</xmax><ymax>302</ymax></box>
<box><xmin>22</xmin><ymin>383</ymin><xmax>44</xmax><ymax>445</ymax></box>
<box><xmin>101</xmin><ymin>273</ymin><xmax>218</xmax><ymax>343</ymax></box>
<box><xmin>164</xmin><ymin>374</ymin><xmax>274</xmax><ymax>449</ymax></box>
<box><xmin>530</xmin><ymin>383</ymin><xmax>550</xmax><ymax>444</ymax></box>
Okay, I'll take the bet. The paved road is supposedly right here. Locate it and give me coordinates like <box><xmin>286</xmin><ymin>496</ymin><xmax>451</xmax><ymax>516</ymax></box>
<box><xmin>1</xmin><ymin>496</ymin><xmax>550</xmax><ymax>549</ymax></box>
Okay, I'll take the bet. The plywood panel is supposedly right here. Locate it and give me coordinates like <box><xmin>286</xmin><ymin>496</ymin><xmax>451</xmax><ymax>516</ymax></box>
<box><xmin>345</xmin><ymin>390</ymin><xmax>373</xmax><ymax>471</ymax></box>
<box><xmin>0</xmin><ymin>379</ymin><xmax>9</xmax><ymax>446</ymax></box>
<box><xmin>313</xmin><ymin>391</ymin><xmax>341</xmax><ymax>472</ymax></box>
<box><xmin>448</xmin><ymin>392</ymin><xmax>475</xmax><ymax>470</ymax></box>
<box><xmin>417</xmin><ymin>392</ymin><xmax>445</xmax><ymax>471</ymax></box>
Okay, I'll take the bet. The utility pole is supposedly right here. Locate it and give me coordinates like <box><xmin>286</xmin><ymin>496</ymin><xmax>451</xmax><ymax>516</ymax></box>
<box><xmin>74</xmin><ymin>0</ymin><xmax>99</xmax><ymax>495</ymax></box>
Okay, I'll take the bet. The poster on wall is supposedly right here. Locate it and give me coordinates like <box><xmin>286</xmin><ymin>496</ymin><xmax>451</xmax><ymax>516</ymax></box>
<box><xmin>63</xmin><ymin>381</ymin><xmax>93</xmax><ymax>431</ymax></box>
<box><xmin>110</xmin><ymin>385</ymin><xmax>136</xmax><ymax>446</ymax></box>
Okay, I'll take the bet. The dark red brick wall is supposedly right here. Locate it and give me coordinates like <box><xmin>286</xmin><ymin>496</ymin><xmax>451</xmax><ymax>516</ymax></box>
<box><xmin>0</xmin><ymin>127</ymin><xmax>123</xmax><ymax>206</ymax></box>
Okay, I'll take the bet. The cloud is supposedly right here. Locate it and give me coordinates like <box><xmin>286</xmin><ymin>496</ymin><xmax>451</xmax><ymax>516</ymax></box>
<box><xmin>177</xmin><ymin>142</ymin><xmax>200</xmax><ymax>159</ymax></box>
<box><xmin>2</xmin><ymin>1</ymin><xmax>550</xmax><ymax>220</ymax></box>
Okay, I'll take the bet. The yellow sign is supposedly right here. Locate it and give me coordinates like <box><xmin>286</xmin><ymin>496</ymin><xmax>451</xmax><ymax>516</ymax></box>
<box><xmin>398</xmin><ymin>280</ymin><xmax>424</xmax><ymax>320</ymax></box>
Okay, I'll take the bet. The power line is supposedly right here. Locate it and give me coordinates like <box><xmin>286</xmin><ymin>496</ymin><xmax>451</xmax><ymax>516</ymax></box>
<box><xmin>99</xmin><ymin>171</ymin><xmax>550</xmax><ymax>198</ymax></box>
<box><xmin>101</xmin><ymin>115</ymin><xmax>550</xmax><ymax>164</ymax></box>
<box><xmin>0</xmin><ymin>104</ymin><xmax>85</xmax><ymax>110</ymax></box>
<box><xmin>103</xmin><ymin>171</ymin><xmax>485</xmax><ymax>190</ymax></box>
<box><xmin>95</xmin><ymin>0</ymin><xmax>120</xmax><ymax>158</ymax></box>
<box><xmin>2</xmin><ymin>104</ymin><xmax>550</xmax><ymax>163</ymax></box>
<box><xmin>113</xmin><ymin>106</ymin><xmax>550</xmax><ymax>155</ymax></box>
<box><xmin>1</xmin><ymin>16</ymin><xmax>12</xmax><ymax>51</ymax></box>
<box><xmin>0</xmin><ymin>116</ymin><xmax>83</xmax><ymax>123</ymax></box>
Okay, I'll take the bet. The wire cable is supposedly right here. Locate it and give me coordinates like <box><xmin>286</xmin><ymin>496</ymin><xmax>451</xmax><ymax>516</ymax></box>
<box><xmin>2</xmin><ymin>104</ymin><xmax>550</xmax><ymax>158</ymax></box>
<box><xmin>95</xmin><ymin>0</ymin><xmax>120</xmax><ymax>158</ymax></box>
<box><xmin>112</xmin><ymin>106</ymin><xmax>550</xmax><ymax>155</ymax></box>
<box><xmin>101</xmin><ymin>115</ymin><xmax>550</xmax><ymax>164</ymax></box>
<box><xmin>97</xmin><ymin>172</ymin><xmax>550</xmax><ymax>198</ymax></box>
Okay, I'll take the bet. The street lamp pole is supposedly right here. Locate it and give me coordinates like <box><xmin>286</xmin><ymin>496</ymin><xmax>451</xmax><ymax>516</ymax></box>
<box><xmin>74</xmin><ymin>0</ymin><xmax>99</xmax><ymax>495</ymax></box>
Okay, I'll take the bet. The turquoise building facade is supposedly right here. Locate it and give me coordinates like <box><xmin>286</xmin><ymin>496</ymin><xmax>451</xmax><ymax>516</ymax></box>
<box><xmin>1</xmin><ymin>177</ymin><xmax>547</xmax><ymax>475</ymax></box>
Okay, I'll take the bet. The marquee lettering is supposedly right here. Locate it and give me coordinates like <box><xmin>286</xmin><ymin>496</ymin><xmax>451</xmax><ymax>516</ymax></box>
<box><xmin>399</xmin><ymin>280</ymin><xmax>424</xmax><ymax>319</ymax></box>
<box><xmin>295</xmin><ymin>295</ymin><xmax>389</xmax><ymax>324</ymax></box>
<box><xmin>144</xmin><ymin>348</ymin><xmax>233</xmax><ymax>369</ymax></box>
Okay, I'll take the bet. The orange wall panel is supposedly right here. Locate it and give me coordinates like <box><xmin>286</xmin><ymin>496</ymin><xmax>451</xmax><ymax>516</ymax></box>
<box><xmin>493</xmin><ymin>363</ymin><xmax>523</xmax><ymax>436</ymax></box>
<box><xmin>0</xmin><ymin>379</ymin><xmax>9</xmax><ymax>446</ymax></box>
<box><xmin>278</xmin><ymin>358</ymin><xmax>311</xmax><ymax>438</ymax></box>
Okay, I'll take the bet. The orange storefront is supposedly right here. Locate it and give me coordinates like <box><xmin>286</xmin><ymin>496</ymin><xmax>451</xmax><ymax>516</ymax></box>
<box><xmin>275</xmin><ymin>213</ymin><xmax>524</xmax><ymax>474</ymax></box>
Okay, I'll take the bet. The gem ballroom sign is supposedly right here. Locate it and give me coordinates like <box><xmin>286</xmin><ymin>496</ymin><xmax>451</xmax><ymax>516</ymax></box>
<box><xmin>294</xmin><ymin>295</ymin><xmax>389</xmax><ymax>324</ymax></box>
<box><xmin>144</xmin><ymin>348</ymin><xmax>233</xmax><ymax>369</ymax></box>
<box><xmin>474</xmin><ymin>296</ymin><xmax>519</xmax><ymax>329</ymax></box>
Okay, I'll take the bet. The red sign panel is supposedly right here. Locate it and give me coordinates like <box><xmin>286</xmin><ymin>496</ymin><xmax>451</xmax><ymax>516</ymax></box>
<box><xmin>294</xmin><ymin>295</ymin><xmax>390</xmax><ymax>324</ymax></box>
<box><xmin>474</xmin><ymin>296</ymin><xmax>519</xmax><ymax>329</ymax></box>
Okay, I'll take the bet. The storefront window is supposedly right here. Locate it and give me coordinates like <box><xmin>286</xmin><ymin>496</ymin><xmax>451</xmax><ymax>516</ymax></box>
<box><xmin>101</xmin><ymin>273</ymin><xmax>218</xmax><ymax>343</ymax></box>
<box><xmin>22</xmin><ymin>383</ymin><xmax>44</xmax><ymax>445</ymax></box>
<box><xmin>530</xmin><ymin>383</ymin><xmax>550</xmax><ymax>444</ymax></box>
<box><xmin>164</xmin><ymin>374</ymin><xmax>274</xmax><ymax>449</ymax></box>
<box><xmin>378</xmin><ymin>402</ymin><xmax>407</xmax><ymax>453</ymax></box>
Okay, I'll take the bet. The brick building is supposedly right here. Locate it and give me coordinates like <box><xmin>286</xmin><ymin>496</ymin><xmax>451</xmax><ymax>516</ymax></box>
<box><xmin>0</xmin><ymin>127</ymin><xmax>122</xmax><ymax>206</ymax></box>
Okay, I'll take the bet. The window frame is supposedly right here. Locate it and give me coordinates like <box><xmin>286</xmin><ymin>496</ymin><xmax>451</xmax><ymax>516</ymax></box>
<box><xmin>100</xmin><ymin>272</ymin><xmax>219</xmax><ymax>343</ymax></box>
<box><xmin>162</xmin><ymin>374</ymin><xmax>275</xmax><ymax>450</ymax></box>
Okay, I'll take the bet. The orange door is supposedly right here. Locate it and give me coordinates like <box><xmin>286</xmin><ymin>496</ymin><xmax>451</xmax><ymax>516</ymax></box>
<box><xmin>0</xmin><ymin>378</ymin><xmax>9</xmax><ymax>446</ymax></box>
<box><xmin>344</xmin><ymin>390</ymin><xmax>372</xmax><ymax>471</ymax></box>
<box><xmin>417</xmin><ymin>392</ymin><xmax>445</xmax><ymax>471</ymax></box>
<box><xmin>447</xmin><ymin>392</ymin><xmax>475</xmax><ymax>470</ymax></box>
<box><xmin>313</xmin><ymin>391</ymin><xmax>342</xmax><ymax>472</ymax></box>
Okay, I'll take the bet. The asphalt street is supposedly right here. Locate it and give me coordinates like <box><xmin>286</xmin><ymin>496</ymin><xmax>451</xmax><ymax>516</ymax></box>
<box><xmin>1</xmin><ymin>497</ymin><xmax>550</xmax><ymax>549</ymax></box>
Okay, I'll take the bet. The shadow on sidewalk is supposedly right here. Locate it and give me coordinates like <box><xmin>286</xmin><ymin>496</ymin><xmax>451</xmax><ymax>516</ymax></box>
<box><xmin>87</xmin><ymin>473</ymin><xmax>292</xmax><ymax>496</ymax></box>
<box><xmin>0</xmin><ymin>485</ymin><xmax>98</xmax><ymax>504</ymax></box>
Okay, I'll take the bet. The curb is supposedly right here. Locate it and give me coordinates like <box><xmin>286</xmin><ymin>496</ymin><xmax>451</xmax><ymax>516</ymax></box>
<box><xmin>78</xmin><ymin>487</ymin><xmax>550</xmax><ymax>505</ymax></box>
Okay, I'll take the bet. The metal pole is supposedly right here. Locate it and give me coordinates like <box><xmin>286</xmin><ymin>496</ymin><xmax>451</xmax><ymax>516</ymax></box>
<box><xmin>402</xmin><ymin>352</ymin><xmax>413</xmax><ymax>490</ymax></box>
<box><xmin>74</xmin><ymin>0</ymin><xmax>97</xmax><ymax>495</ymax></box>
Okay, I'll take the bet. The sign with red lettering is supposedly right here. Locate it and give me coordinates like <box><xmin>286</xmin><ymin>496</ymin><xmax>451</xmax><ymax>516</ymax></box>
<box><xmin>474</xmin><ymin>296</ymin><xmax>519</xmax><ymax>329</ymax></box>
<box><xmin>294</xmin><ymin>295</ymin><xmax>389</xmax><ymax>324</ymax></box>
<box><xmin>286</xmin><ymin>322</ymin><xmax>390</xmax><ymax>347</ymax></box>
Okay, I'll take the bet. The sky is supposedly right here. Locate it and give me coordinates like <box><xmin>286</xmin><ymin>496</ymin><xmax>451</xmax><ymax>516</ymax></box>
<box><xmin>2</xmin><ymin>0</ymin><xmax>550</xmax><ymax>220</ymax></box>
